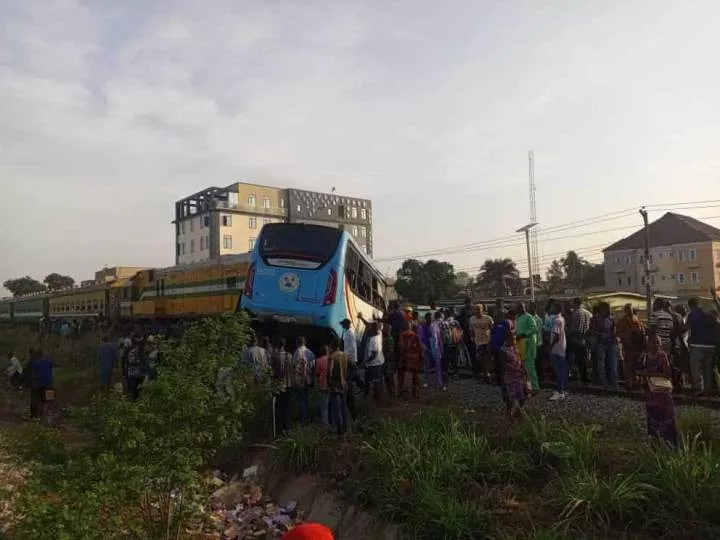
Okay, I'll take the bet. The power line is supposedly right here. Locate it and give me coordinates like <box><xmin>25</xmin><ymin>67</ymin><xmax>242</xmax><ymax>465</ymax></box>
<box><xmin>375</xmin><ymin>203</ymin><xmax>720</xmax><ymax>264</ymax></box>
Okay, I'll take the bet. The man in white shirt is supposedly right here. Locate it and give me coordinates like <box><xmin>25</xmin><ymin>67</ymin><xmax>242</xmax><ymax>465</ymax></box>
<box><xmin>550</xmin><ymin>302</ymin><xmax>568</xmax><ymax>401</ymax></box>
<box><xmin>6</xmin><ymin>351</ymin><xmax>23</xmax><ymax>389</ymax></box>
<box><xmin>340</xmin><ymin>319</ymin><xmax>357</xmax><ymax>365</ymax></box>
<box><xmin>364</xmin><ymin>322</ymin><xmax>385</xmax><ymax>401</ymax></box>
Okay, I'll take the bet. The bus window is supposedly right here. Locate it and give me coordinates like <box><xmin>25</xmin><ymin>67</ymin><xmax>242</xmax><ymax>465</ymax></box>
<box><xmin>259</xmin><ymin>224</ymin><xmax>342</xmax><ymax>267</ymax></box>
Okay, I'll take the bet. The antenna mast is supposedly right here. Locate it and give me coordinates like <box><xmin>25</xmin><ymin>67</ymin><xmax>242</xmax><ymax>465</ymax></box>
<box><xmin>528</xmin><ymin>150</ymin><xmax>540</xmax><ymax>281</ymax></box>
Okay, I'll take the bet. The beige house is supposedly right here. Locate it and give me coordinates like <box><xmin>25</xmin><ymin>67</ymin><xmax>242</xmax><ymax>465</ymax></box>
<box><xmin>173</xmin><ymin>182</ymin><xmax>373</xmax><ymax>264</ymax></box>
<box><xmin>603</xmin><ymin>212</ymin><xmax>720</xmax><ymax>298</ymax></box>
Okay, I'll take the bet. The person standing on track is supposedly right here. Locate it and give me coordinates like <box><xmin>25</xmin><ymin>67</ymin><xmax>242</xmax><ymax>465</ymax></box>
<box><xmin>649</xmin><ymin>298</ymin><xmax>674</xmax><ymax>354</ymax></box>
<box><xmin>568</xmin><ymin>298</ymin><xmax>592</xmax><ymax>387</ymax></box>
<box><xmin>637</xmin><ymin>331</ymin><xmax>678</xmax><ymax>447</ymax></box>
<box><xmin>328</xmin><ymin>338</ymin><xmax>350</xmax><ymax>435</ymax></box>
<box><xmin>686</xmin><ymin>297</ymin><xmax>718</xmax><ymax>396</ymax></box>
<box><xmin>398</xmin><ymin>321</ymin><xmax>422</xmax><ymax>398</ymax></box>
<box><xmin>470</xmin><ymin>304</ymin><xmax>493</xmax><ymax>382</ymax></box>
<box><xmin>430</xmin><ymin>311</ymin><xmax>446</xmax><ymax>391</ymax></box>
<box><xmin>549</xmin><ymin>302</ymin><xmax>568</xmax><ymax>401</ymax></box>
<box><xmin>364</xmin><ymin>322</ymin><xmax>385</xmax><ymax>401</ymax></box>
<box><xmin>595</xmin><ymin>302</ymin><xmax>619</xmax><ymax>390</ymax></box>
<box><xmin>292</xmin><ymin>337</ymin><xmax>315</xmax><ymax>424</ymax></box>
<box><xmin>500</xmin><ymin>331</ymin><xmax>527</xmax><ymax>418</ymax></box>
<box><xmin>617</xmin><ymin>303</ymin><xmax>646</xmax><ymax>391</ymax></box>
<box><xmin>515</xmin><ymin>302</ymin><xmax>539</xmax><ymax>391</ymax></box>
<box><xmin>418</xmin><ymin>313</ymin><xmax>433</xmax><ymax>389</ymax></box>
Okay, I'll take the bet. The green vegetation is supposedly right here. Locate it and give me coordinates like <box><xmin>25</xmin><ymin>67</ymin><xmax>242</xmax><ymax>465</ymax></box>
<box><xmin>270</xmin><ymin>408</ymin><xmax>720</xmax><ymax>539</ymax></box>
<box><xmin>2</xmin><ymin>313</ymin><xmax>273</xmax><ymax>540</ymax></box>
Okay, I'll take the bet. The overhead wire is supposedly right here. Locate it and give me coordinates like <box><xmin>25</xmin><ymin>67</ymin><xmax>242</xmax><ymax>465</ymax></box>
<box><xmin>375</xmin><ymin>202</ymin><xmax>720</xmax><ymax>264</ymax></box>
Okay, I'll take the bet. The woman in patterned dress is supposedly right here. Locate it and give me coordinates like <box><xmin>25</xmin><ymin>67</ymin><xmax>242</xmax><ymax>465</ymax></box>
<box><xmin>638</xmin><ymin>331</ymin><xmax>678</xmax><ymax>447</ymax></box>
<box><xmin>501</xmin><ymin>331</ymin><xmax>527</xmax><ymax>418</ymax></box>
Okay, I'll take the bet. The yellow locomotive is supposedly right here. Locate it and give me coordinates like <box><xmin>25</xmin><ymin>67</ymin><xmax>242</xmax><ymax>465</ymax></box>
<box><xmin>0</xmin><ymin>255</ymin><xmax>250</xmax><ymax>324</ymax></box>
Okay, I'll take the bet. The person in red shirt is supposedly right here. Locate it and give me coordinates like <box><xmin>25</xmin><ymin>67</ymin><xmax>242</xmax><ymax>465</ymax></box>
<box><xmin>398</xmin><ymin>322</ymin><xmax>423</xmax><ymax>398</ymax></box>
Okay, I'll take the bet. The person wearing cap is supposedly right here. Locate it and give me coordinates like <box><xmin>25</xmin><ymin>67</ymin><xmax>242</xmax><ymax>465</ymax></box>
<box><xmin>281</xmin><ymin>523</ymin><xmax>334</xmax><ymax>539</ymax></box>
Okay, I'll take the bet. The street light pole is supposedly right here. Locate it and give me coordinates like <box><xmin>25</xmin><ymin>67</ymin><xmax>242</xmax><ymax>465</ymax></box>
<box><xmin>517</xmin><ymin>222</ymin><xmax>539</xmax><ymax>304</ymax></box>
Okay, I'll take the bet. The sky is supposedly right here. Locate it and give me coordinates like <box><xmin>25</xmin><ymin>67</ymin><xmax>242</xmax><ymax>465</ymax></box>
<box><xmin>2</xmin><ymin>0</ymin><xmax>720</xmax><ymax>293</ymax></box>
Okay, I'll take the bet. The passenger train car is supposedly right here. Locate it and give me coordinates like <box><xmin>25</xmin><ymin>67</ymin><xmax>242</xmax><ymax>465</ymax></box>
<box><xmin>0</xmin><ymin>254</ymin><xmax>251</xmax><ymax>325</ymax></box>
<box><xmin>240</xmin><ymin>222</ymin><xmax>386</xmax><ymax>341</ymax></box>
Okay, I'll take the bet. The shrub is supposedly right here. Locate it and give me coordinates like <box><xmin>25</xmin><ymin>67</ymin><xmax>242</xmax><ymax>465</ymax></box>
<box><xmin>13</xmin><ymin>313</ymin><xmax>270</xmax><ymax>539</ymax></box>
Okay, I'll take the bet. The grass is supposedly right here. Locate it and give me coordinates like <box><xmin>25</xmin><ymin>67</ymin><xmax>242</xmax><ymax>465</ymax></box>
<box><xmin>272</xmin><ymin>425</ymin><xmax>324</xmax><ymax>473</ymax></box>
<box><xmin>677</xmin><ymin>407</ymin><xmax>720</xmax><ymax>444</ymax></box>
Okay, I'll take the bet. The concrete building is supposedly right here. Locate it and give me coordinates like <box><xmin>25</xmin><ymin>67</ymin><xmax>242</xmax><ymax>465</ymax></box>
<box><xmin>603</xmin><ymin>212</ymin><xmax>720</xmax><ymax>298</ymax></box>
<box><xmin>174</xmin><ymin>182</ymin><xmax>373</xmax><ymax>264</ymax></box>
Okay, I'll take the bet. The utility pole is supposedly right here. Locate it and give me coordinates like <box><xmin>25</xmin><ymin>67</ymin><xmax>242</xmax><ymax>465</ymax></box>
<box><xmin>639</xmin><ymin>207</ymin><xmax>651</xmax><ymax>315</ymax></box>
<box><xmin>517</xmin><ymin>223</ymin><xmax>538</xmax><ymax>303</ymax></box>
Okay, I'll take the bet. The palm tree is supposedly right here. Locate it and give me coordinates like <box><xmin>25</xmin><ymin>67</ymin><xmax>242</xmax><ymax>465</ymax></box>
<box><xmin>476</xmin><ymin>258</ymin><xmax>520</xmax><ymax>297</ymax></box>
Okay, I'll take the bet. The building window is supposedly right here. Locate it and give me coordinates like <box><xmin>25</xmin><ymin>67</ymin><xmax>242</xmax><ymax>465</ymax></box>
<box><xmin>658</xmin><ymin>252</ymin><xmax>663</xmax><ymax>259</ymax></box>
<box><xmin>668</xmin><ymin>250</ymin><xmax>674</xmax><ymax>258</ymax></box>
<box><xmin>263</xmin><ymin>197</ymin><xmax>270</xmax><ymax>209</ymax></box>
<box><xmin>360</xmin><ymin>226</ymin><xmax>367</xmax><ymax>238</ymax></box>
<box><xmin>327</xmin><ymin>207</ymin><xmax>333</xmax><ymax>216</ymax></box>
<box><xmin>202</xmin><ymin>214</ymin><xmax>210</xmax><ymax>228</ymax></box>
<box><xmin>641</xmin><ymin>275</ymin><xmax>646</xmax><ymax>285</ymax></box>
<box><xmin>206</xmin><ymin>235</ymin><xmax>210</xmax><ymax>250</ymax></box>
<box><xmin>249</xmin><ymin>217</ymin><xmax>257</xmax><ymax>229</ymax></box>
<box><xmin>223</xmin><ymin>235</ymin><xmax>232</xmax><ymax>249</ymax></box>
<box><xmin>351</xmin><ymin>207</ymin><xmax>357</xmax><ymax>219</ymax></box>
<box><xmin>181</xmin><ymin>221</ymin><xmax>186</xmax><ymax>234</ymax></box>
<box><xmin>222</xmin><ymin>215</ymin><xmax>232</xmax><ymax>226</ymax></box>
<box><xmin>689</xmin><ymin>249</ymin><xmax>697</xmax><ymax>261</ymax></box>
<box><xmin>182</xmin><ymin>243</ymin><xmax>186</xmax><ymax>255</ymax></box>
<box><xmin>360</xmin><ymin>208</ymin><xmax>367</xmax><ymax>220</ymax></box>
<box><xmin>200</xmin><ymin>237</ymin><xmax>205</xmax><ymax>250</ymax></box>
<box><xmin>190</xmin><ymin>239</ymin><xmax>195</xmax><ymax>253</ymax></box>
<box><xmin>691</xmin><ymin>271</ymin><xmax>699</xmax><ymax>284</ymax></box>
<box><xmin>249</xmin><ymin>238</ymin><xmax>256</xmax><ymax>250</ymax></box>
<box><xmin>351</xmin><ymin>225</ymin><xmax>358</xmax><ymax>236</ymax></box>
<box><xmin>177</xmin><ymin>243</ymin><xmax>181</xmax><ymax>256</ymax></box>
<box><xmin>627</xmin><ymin>277</ymin><xmax>632</xmax><ymax>286</ymax></box>
<box><xmin>296</xmin><ymin>204</ymin><xmax>301</xmax><ymax>212</ymax></box>
<box><xmin>263</xmin><ymin>218</ymin><xmax>271</xmax><ymax>226</ymax></box>
<box><xmin>678</xmin><ymin>272</ymin><xmax>685</xmax><ymax>284</ymax></box>
<box><xmin>248</xmin><ymin>195</ymin><xmax>256</xmax><ymax>207</ymax></box>
<box><xmin>638</xmin><ymin>255</ymin><xmax>644</xmax><ymax>263</ymax></box>
<box><xmin>280</xmin><ymin>198</ymin><xmax>285</xmax><ymax>208</ymax></box>
<box><xmin>190</xmin><ymin>219</ymin><xmax>194</xmax><ymax>232</ymax></box>
<box><xmin>650</xmin><ymin>275</ymin><xmax>655</xmax><ymax>285</ymax></box>
<box><xmin>624</xmin><ymin>256</ymin><xmax>630</xmax><ymax>264</ymax></box>
<box><xmin>361</xmin><ymin>244</ymin><xmax>367</xmax><ymax>254</ymax></box>
<box><xmin>678</xmin><ymin>251</ymin><xmax>685</xmax><ymax>261</ymax></box>
<box><xmin>615</xmin><ymin>256</ymin><xmax>620</xmax><ymax>264</ymax></box>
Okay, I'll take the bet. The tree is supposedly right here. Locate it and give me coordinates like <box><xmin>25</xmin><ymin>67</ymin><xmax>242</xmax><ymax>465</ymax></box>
<box><xmin>43</xmin><ymin>273</ymin><xmax>75</xmax><ymax>291</ymax></box>
<box><xmin>476</xmin><ymin>258</ymin><xmax>520</xmax><ymax>297</ymax></box>
<box><xmin>560</xmin><ymin>251</ymin><xmax>587</xmax><ymax>288</ymax></box>
<box><xmin>545</xmin><ymin>260</ymin><xmax>565</xmax><ymax>295</ymax></box>
<box><xmin>582</xmin><ymin>262</ymin><xmax>605</xmax><ymax>289</ymax></box>
<box><xmin>2</xmin><ymin>276</ymin><xmax>47</xmax><ymax>297</ymax></box>
<box><xmin>395</xmin><ymin>258</ymin><xmax>457</xmax><ymax>304</ymax></box>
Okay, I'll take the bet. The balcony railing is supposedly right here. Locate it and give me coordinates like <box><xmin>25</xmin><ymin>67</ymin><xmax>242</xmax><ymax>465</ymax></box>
<box><xmin>211</xmin><ymin>201</ymin><xmax>286</xmax><ymax>216</ymax></box>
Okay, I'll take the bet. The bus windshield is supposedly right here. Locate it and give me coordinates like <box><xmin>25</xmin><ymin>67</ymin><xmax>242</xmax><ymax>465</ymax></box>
<box><xmin>259</xmin><ymin>224</ymin><xmax>342</xmax><ymax>267</ymax></box>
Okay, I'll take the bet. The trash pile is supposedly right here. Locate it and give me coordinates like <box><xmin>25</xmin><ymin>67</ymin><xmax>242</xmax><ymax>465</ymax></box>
<box><xmin>203</xmin><ymin>466</ymin><xmax>303</xmax><ymax>539</ymax></box>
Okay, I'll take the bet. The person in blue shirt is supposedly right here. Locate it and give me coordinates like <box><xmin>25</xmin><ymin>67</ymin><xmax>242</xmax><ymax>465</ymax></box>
<box><xmin>25</xmin><ymin>348</ymin><xmax>56</xmax><ymax>420</ymax></box>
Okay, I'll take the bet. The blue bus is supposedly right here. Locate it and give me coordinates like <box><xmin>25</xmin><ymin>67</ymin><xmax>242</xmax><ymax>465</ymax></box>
<box><xmin>240</xmin><ymin>222</ymin><xmax>387</xmax><ymax>343</ymax></box>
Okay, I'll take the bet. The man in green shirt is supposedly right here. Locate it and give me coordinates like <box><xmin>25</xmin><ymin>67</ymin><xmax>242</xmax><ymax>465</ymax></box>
<box><xmin>516</xmin><ymin>302</ymin><xmax>540</xmax><ymax>390</ymax></box>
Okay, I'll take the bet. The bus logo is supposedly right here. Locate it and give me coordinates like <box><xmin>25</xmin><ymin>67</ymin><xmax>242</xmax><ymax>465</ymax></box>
<box><xmin>279</xmin><ymin>272</ymin><xmax>300</xmax><ymax>293</ymax></box>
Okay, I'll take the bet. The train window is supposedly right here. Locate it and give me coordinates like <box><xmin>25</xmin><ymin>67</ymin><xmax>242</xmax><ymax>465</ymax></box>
<box><xmin>94</xmin><ymin>300</ymin><xmax>99</xmax><ymax>311</ymax></box>
<box><xmin>226</xmin><ymin>276</ymin><xmax>238</xmax><ymax>289</ymax></box>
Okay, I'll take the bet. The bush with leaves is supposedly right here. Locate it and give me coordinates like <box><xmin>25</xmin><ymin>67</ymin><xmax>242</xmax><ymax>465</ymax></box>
<box><xmin>13</xmin><ymin>313</ymin><xmax>273</xmax><ymax>539</ymax></box>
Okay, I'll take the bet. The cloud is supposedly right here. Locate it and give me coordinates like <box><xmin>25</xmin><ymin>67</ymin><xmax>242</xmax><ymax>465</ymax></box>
<box><xmin>2</xmin><ymin>0</ymin><xmax>720</xmax><ymax>292</ymax></box>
